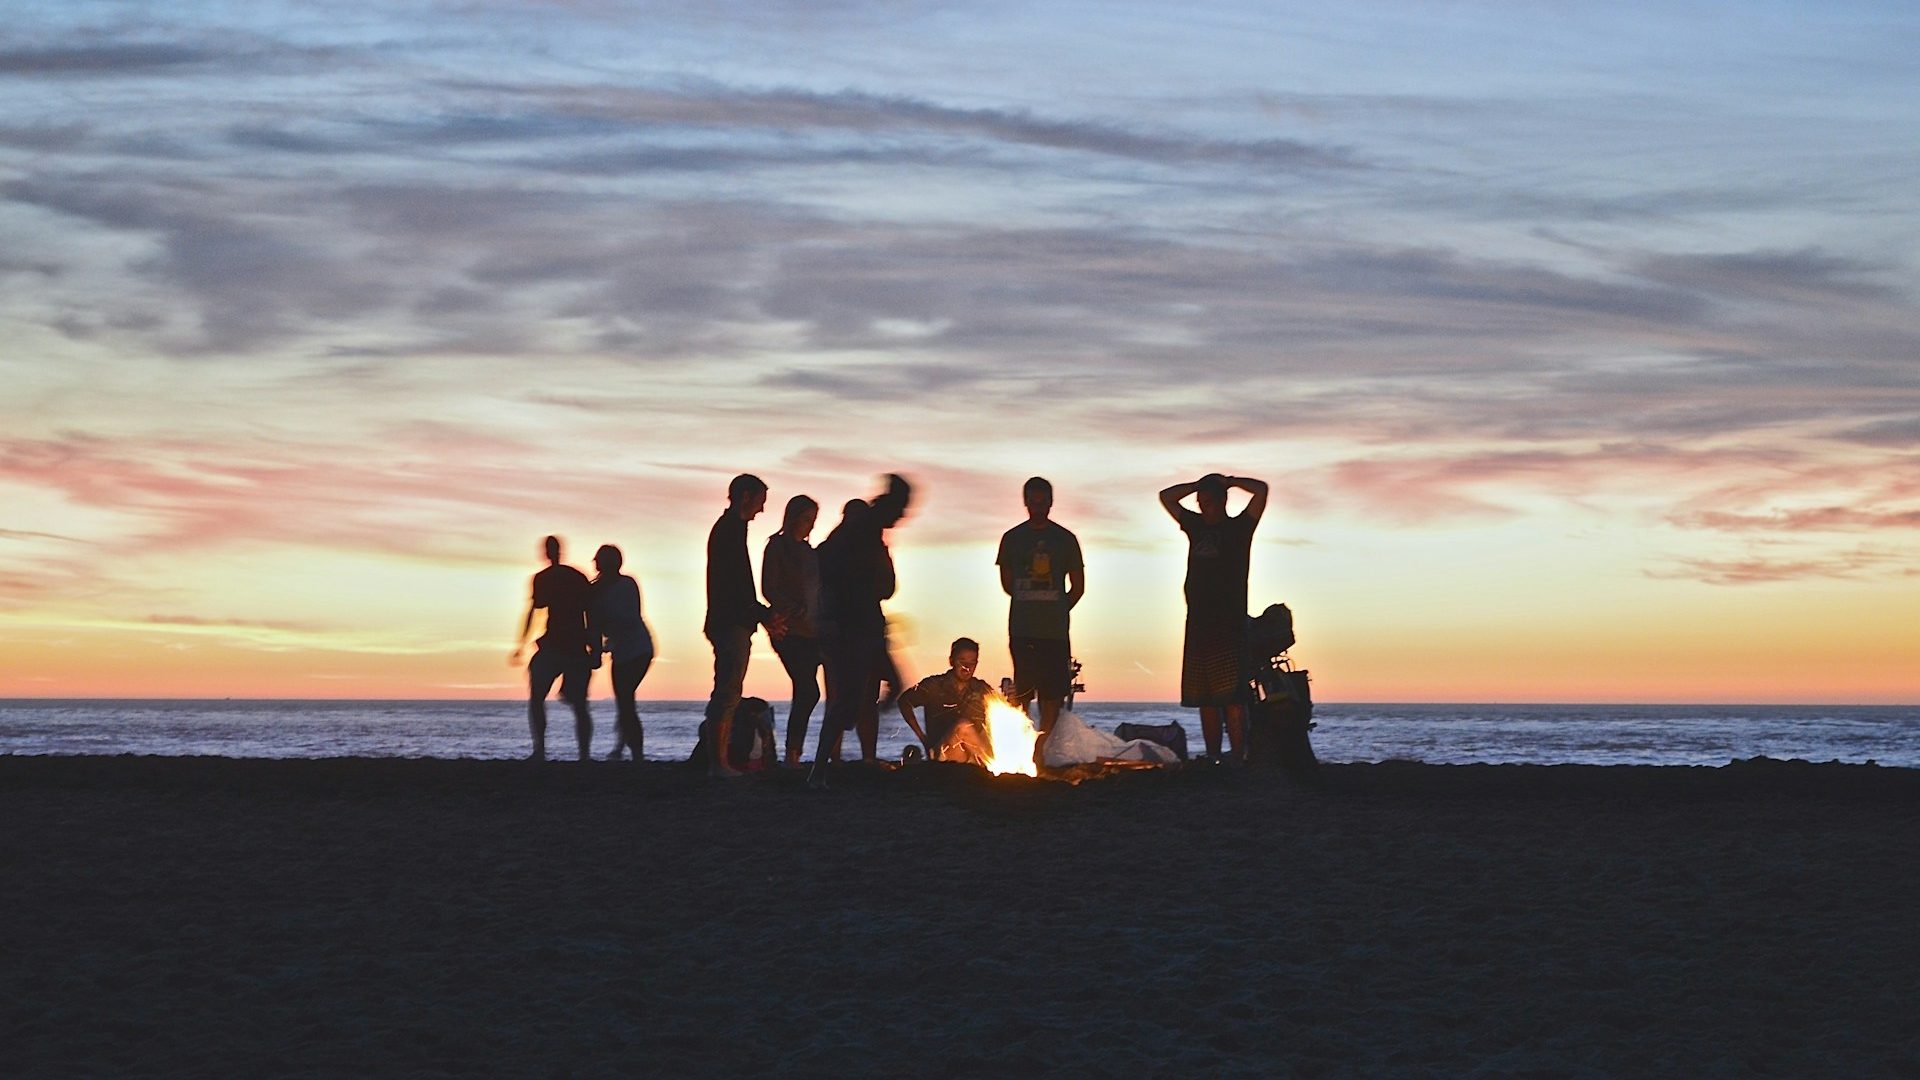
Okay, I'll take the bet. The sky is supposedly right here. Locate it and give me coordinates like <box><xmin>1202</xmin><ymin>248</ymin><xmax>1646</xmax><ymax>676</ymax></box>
<box><xmin>2</xmin><ymin>0</ymin><xmax>1917</xmax><ymax>703</ymax></box>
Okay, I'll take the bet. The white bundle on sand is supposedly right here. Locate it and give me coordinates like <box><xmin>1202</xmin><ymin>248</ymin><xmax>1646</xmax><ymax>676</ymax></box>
<box><xmin>1041</xmin><ymin>713</ymin><xmax>1180</xmax><ymax>768</ymax></box>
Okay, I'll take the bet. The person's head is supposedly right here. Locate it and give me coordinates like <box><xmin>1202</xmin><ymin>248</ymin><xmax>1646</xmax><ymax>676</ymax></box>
<box><xmin>782</xmin><ymin>494</ymin><xmax>819</xmax><ymax>541</ymax></box>
<box><xmin>949</xmin><ymin>637</ymin><xmax>981</xmax><ymax>680</ymax></box>
<box><xmin>872</xmin><ymin>473</ymin><xmax>912</xmax><ymax>529</ymax></box>
<box><xmin>1023</xmin><ymin>476</ymin><xmax>1053</xmax><ymax>522</ymax></box>
<box><xmin>593</xmin><ymin>543</ymin><xmax>622</xmax><ymax>577</ymax></box>
<box><xmin>1197</xmin><ymin>473</ymin><xmax>1229</xmax><ymax>522</ymax></box>
<box><xmin>728</xmin><ymin>473</ymin><xmax>769</xmax><ymax>520</ymax></box>
<box><xmin>542</xmin><ymin>535</ymin><xmax>562</xmax><ymax>564</ymax></box>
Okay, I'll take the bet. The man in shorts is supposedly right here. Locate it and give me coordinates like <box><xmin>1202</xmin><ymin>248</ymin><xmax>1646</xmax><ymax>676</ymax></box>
<box><xmin>996</xmin><ymin>476</ymin><xmax>1084</xmax><ymax>764</ymax></box>
<box><xmin>511</xmin><ymin>535</ymin><xmax>597</xmax><ymax>761</ymax></box>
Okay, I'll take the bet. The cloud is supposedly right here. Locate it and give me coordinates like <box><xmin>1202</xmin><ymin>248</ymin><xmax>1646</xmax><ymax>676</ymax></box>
<box><xmin>1831</xmin><ymin>416</ymin><xmax>1920</xmax><ymax>448</ymax></box>
<box><xmin>1650</xmin><ymin>549</ymin><xmax>1913</xmax><ymax>586</ymax></box>
<box><xmin>0</xmin><ymin>44</ymin><xmax>224</xmax><ymax>77</ymax></box>
<box><xmin>0</xmin><ymin>528</ymin><xmax>82</xmax><ymax>543</ymax></box>
<box><xmin>1632</xmin><ymin>247</ymin><xmax>1900</xmax><ymax>304</ymax></box>
<box><xmin>0</xmin><ymin>122</ymin><xmax>89</xmax><ymax>151</ymax></box>
<box><xmin>144</xmin><ymin>613</ymin><xmax>323</xmax><ymax>633</ymax></box>
<box><xmin>1673</xmin><ymin>507</ymin><xmax>1920</xmax><ymax>533</ymax></box>
<box><xmin>478</xmin><ymin>81</ymin><xmax>1367</xmax><ymax>172</ymax></box>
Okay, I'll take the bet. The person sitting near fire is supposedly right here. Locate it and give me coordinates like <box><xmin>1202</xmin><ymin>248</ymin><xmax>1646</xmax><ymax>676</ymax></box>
<box><xmin>896</xmin><ymin>637</ymin><xmax>996</xmax><ymax>766</ymax></box>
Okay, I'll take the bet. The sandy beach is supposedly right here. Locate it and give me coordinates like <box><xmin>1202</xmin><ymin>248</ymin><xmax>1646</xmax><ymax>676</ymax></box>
<box><xmin>3</xmin><ymin>756</ymin><xmax>1916</xmax><ymax>1078</ymax></box>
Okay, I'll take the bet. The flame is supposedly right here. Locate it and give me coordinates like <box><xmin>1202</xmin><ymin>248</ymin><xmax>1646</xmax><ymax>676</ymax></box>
<box><xmin>982</xmin><ymin>697</ymin><xmax>1039</xmax><ymax>776</ymax></box>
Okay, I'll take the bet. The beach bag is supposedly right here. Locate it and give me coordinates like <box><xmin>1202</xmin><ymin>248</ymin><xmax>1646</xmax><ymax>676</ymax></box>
<box><xmin>1246</xmin><ymin>603</ymin><xmax>1296</xmax><ymax>662</ymax></box>
<box><xmin>1115</xmin><ymin>721</ymin><xmax>1189</xmax><ymax>762</ymax></box>
<box><xmin>1247</xmin><ymin>669</ymin><xmax>1321</xmax><ymax>785</ymax></box>
<box><xmin>691</xmin><ymin>697</ymin><xmax>778</xmax><ymax>771</ymax></box>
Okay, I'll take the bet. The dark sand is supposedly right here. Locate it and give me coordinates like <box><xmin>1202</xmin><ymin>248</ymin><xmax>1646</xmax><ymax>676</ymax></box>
<box><xmin>3</xmin><ymin>756</ymin><xmax>1917</xmax><ymax>1078</ymax></box>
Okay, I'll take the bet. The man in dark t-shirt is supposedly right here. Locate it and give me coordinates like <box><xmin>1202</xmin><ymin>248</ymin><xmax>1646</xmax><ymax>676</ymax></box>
<box><xmin>996</xmin><ymin>476</ymin><xmax>1084</xmax><ymax>758</ymax></box>
<box><xmin>511</xmin><ymin>535</ymin><xmax>596</xmax><ymax>761</ymax></box>
<box><xmin>897</xmin><ymin>637</ymin><xmax>996</xmax><ymax>766</ymax></box>
<box><xmin>704</xmin><ymin>474</ymin><xmax>786</xmax><ymax>778</ymax></box>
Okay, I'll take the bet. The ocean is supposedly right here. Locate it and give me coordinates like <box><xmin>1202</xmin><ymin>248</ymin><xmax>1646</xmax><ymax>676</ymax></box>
<box><xmin>2</xmin><ymin>699</ymin><xmax>1916</xmax><ymax>767</ymax></box>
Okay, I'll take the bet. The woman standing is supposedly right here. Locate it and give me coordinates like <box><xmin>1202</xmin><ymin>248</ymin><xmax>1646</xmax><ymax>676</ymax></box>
<box><xmin>591</xmin><ymin>544</ymin><xmax>655</xmax><ymax>760</ymax></box>
<box><xmin>763</xmin><ymin>495</ymin><xmax>822</xmax><ymax>765</ymax></box>
<box><xmin>1158</xmin><ymin>473</ymin><xmax>1268</xmax><ymax>762</ymax></box>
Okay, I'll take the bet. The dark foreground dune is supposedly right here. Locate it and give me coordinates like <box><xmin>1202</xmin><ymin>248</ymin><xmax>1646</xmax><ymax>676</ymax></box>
<box><xmin>3</xmin><ymin>756</ymin><xmax>1917</xmax><ymax>1079</ymax></box>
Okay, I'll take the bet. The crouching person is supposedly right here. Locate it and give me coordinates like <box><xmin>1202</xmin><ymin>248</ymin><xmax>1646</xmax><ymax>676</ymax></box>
<box><xmin>897</xmin><ymin>637</ymin><xmax>996</xmax><ymax>766</ymax></box>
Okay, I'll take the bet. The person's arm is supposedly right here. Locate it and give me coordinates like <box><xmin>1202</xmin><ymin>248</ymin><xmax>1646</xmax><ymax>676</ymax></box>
<box><xmin>511</xmin><ymin>575</ymin><xmax>541</xmax><ymax>664</ymax></box>
<box><xmin>1159</xmin><ymin>480</ymin><xmax>1202</xmax><ymax>522</ymax></box>
<box><xmin>996</xmin><ymin>533</ymin><xmax>1016</xmax><ymax>596</ymax></box>
<box><xmin>1231</xmin><ymin>476</ymin><xmax>1270</xmax><ymax>524</ymax></box>
<box><xmin>898</xmin><ymin>700</ymin><xmax>929</xmax><ymax>749</ymax></box>
<box><xmin>876</xmin><ymin>543</ymin><xmax>896</xmax><ymax>603</ymax></box>
<box><xmin>510</xmin><ymin>597</ymin><xmax>536</xmax><ymax>664</ymax></box>
<box><xmin>761</xmin><ymin>540</ymin><xmax>793</xmax><ymax>639</ymax></box>
<box><xmin>896</xmin><ymin>684</ymin><xmax>929</xmax><ymax>748</ymax></box>
<box><xmin>584</xmin><ymin>587</ymin><xmax>603</xmax><ymax>669</ymax></box>
<box><xmin>761</xmin><ymin>539</ymin><xmax>785</xmax><ymax>613</ymax></box>
<box><xmin>1064</xmin><ymin>534</ymin><xmax>1086</xmax><ymax>610</ymax></box>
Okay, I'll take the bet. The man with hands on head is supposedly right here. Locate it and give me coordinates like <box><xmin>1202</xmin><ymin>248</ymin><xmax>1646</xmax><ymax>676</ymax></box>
<box><xmin>1159</xmin><ymin>473</ymin><xmax>1268</xmax><ymax>763</ymax></box>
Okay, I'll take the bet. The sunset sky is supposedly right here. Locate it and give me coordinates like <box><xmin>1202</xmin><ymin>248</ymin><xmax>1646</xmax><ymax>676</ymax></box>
<box><xmin>3</xmin><ymin>1</ymin><xmax>1917</xmax><ymax>702</ymax></box>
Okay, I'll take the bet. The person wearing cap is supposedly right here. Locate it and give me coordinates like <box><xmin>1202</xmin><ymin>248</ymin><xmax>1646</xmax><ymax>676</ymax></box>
<box><xmin>1158</xmin><ymin>473</ymin><xmax>1269</xmax><ymax>762</ymax></box>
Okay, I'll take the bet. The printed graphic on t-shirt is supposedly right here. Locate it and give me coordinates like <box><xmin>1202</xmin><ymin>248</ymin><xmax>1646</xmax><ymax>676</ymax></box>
<box><xmin>1014</xmin><ymin>540</ymin><xmax>1062</xmax><ymax>603</ymax></box>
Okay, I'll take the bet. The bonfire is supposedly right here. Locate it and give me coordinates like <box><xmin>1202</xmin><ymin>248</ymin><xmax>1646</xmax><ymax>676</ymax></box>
<box><xmin>980</xmin><ymin>697</ymin><xmax>1039</xmax><ymax>777</ymax></box>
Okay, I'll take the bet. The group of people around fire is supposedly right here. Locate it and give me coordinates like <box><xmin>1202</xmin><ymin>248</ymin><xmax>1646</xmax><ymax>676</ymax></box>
<box><xmin>512</xmin><ymin>471</ymin><xmax>1268</xmax><ymax>784</ymax></box>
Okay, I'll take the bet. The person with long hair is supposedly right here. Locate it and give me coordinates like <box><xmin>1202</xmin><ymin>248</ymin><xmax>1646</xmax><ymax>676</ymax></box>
<box><xmin>763</xmin><ymin>494</ymin><xmax>822</xmax><ymax>766</ymax></box>
<box><xmin>591</xmin><ymin>544</ymin><xmax>654</xmax><ymax>761</ymax></box>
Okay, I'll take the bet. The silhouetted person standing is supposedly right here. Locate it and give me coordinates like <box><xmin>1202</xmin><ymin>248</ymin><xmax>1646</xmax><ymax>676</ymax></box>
<box><xmin>810</xmin><ymin>474</ymin><xmax>912</xmax><ymax>787</ymax></box>
<box><xmin>1159</xmin><ymin>473</ymin><xmax>1269</xmax><ymax>762</ymax></box>
<box><xmin>705</xmin><ymin>474</ymin><xmax>785</xmax><ymax>778</ymax></box>
<box><xmin>512</xmin><ymin>535</ymin><xmax>596</xmax><ymax>761</ymax></box>
<box><xmin>763</xmin><ymin>494</ymin><xmax>822</xmax><ymax>766</ymax></box>
<box><xmin>591</xmin><ymin>544</ymin><xmax>654</xmax><ymax>761</ymax></box>
<box><xmin>997</xmin><ymin>476</ymin><xmax>1084</xmax><ymax>761</ymax></box>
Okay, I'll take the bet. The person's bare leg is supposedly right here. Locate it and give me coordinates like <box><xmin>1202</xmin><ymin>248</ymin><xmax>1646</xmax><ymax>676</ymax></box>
<box><xmin>711</xmin><ymin>712</ymin><xmax>741</xmax><ymax>777</ymax></box>
<box><xmin>526</xmin><ymin>659</ymin><xmax>558</xmax><ymax>761</ymax></box>
<box><xmin>527</xmin><ymin>704</ymin><xmax>546</xmax><ymax>761</ymax></box>
<box><xmin>1224</xmin><ymin>704</ymin><xmax>1246</xmax><ymax>762</ymax></box>
<box><xmin>571</xmin><ymin>697</ymin><xmax>592</xmax><ymax>761</ymax></box>
<box><xmin>1033</xmin><ymin>697</ymin><xmax>1063</xmax><ymax>767</ymax></box>
<box><xmin>1200</xmin><ymin>706</ymin><xmax>1224</xmax><ymax>761</ymax></box>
